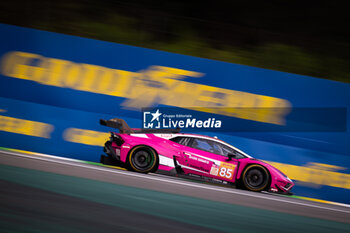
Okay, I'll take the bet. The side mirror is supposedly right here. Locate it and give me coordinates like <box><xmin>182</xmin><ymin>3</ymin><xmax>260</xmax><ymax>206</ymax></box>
<box><xmin>226</xmin><ymin>153</ymin><xmax>236</xmax><ymax>161</ymax></box>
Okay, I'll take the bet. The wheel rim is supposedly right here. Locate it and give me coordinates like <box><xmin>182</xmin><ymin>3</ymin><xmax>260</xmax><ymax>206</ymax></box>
<box><xmin>131</xmin><ymin>150</ymin><xmax>154</xmax><ymax>171</ymax></box>
<box><xmin>245</xmin><ymin>168</ymin><xmax>266</xmax><ymax>189</ymax></box>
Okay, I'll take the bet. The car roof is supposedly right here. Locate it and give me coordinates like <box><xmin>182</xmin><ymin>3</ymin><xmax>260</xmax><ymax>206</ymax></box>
<box><xmin>153</xmin><ymin>133</ymin><xmax>252</xmax><ymax>158</ymax></box>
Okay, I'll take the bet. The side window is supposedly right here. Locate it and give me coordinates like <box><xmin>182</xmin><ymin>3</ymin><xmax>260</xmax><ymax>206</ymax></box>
<box><xmin>170</xmin><ymin>137</ymin><xmax>182</xmax><ymax>144</ymax></box>
<box><xmin>190</xmin><ymin>138</ymin><xmax>247</xmax><ymax>158</ymax></box>
<box><xmin>191</xmin><ymin>138</ymin><xmax>221</xmax><ymax>155</ymax></box>
<box><xmin>170</xmin><ymin>137</ymin><xmax>191</xmax><ymax>146</ymax></box>
<box><xmin>217</xmin><ymin>143</ymin><xmax>246</xmax><ymax>158</ymax></box>
<box><xmin>218</xmin><ymin>143</ymin><xmax>234</xmax><ymax>156</ymax></box>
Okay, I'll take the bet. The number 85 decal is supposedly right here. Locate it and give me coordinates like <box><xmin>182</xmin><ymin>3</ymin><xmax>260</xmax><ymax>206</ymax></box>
<box><xmin>218</xmin><ymin>167</ymin><xmax>234</xmax><ymax>179</ymax></box>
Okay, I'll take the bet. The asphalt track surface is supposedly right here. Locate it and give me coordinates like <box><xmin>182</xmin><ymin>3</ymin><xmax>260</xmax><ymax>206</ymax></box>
<box><xmin>1</xmin><ymin>150</ymin><xmax>350</xmax><ymax>233</ymax></box>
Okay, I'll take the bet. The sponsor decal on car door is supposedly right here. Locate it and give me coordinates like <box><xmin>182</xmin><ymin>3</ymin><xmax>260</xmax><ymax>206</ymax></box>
<box><xmin>209</xmin><ymin>162</ymin><xmax>236</xmax><ymax>181</ymax></box>
<box><xmin>182</xmin><ymin>152</ymin><xmax>212</xmax><ymax>174</ymax></box>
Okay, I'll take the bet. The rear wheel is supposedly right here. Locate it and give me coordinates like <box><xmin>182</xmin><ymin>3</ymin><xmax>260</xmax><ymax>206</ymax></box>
<box><xmin>242</xmin><ymin>164</ymin><xmax>270</xmax><ymax>192</ymax></box>
<box><xmin>128</xmin><ymin>146</ymin><xmax>158</xmax><ymax>173</ymax></box>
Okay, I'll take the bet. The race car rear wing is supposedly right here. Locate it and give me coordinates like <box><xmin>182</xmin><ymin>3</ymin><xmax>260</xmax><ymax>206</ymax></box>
<box><xmin>100</xmin><ymin>118</ymin><xmax>181</xmax><ymax>134</ymax></box>
<box><xmin>100</xmin><ymin>118</ymin><xmax>133</xmax><ymax>134</ymax></box>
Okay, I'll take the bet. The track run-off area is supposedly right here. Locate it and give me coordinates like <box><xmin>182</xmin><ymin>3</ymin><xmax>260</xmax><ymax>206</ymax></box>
<box><xmin>0</xmin><ymin>149</ymin><xmax>350</xmax><ymax>233</ymax></box>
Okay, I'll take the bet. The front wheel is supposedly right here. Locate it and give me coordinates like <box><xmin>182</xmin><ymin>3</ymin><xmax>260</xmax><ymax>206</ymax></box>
<box><xmin>242</xmin><ymin>164</ymin><xmax>270</xmax><ymax>192</ymax></box>
<box><xmin>128</xmin><ymin>146</ymin><xmax>158</xmax><ymax>173</ymax></box>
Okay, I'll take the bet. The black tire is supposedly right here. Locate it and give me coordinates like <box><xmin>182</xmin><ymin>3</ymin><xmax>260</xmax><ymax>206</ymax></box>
<box><xmin>128</xmin><ymin>146</ymin><xmax>158</xmax><ymax>173</ymax></box>
<box><xmin>242</xmin><ymin>164</ymin><xmax>270</xmax><ymax>192</ymax></box>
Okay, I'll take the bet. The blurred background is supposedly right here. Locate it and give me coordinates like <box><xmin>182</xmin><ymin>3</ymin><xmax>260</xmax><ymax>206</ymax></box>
<box><xmin>1</xmin><ymin>1</ymin><xmax>350</xmax><ymax>232</ymax></box>
<box><xmin>1</xmin><ymin>0</ymin><xmax>349</xmax><ymax>82</ymax></box>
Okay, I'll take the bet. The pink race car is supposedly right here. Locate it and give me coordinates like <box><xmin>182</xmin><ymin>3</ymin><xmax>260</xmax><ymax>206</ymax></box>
<box><xmin>100</xmin><ymin>118</ymin><xmax>294</xmax><ymax>194</ymax></box>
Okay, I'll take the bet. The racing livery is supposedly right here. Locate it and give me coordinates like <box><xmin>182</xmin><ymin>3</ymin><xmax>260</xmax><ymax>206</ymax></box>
<box><xmin>100</xmin><ymin>118</ymin><xmax>294</xmax><ymax>194</ymax></box>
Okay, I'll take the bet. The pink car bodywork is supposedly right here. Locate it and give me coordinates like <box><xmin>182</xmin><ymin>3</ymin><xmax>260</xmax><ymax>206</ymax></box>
<box><xmin>104</xmin><ymin>131</ymin><xmax>294</xmax><ymax>194</ymax></box>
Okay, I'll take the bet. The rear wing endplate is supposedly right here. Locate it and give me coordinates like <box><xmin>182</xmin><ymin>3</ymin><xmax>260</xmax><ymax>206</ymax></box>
<box><xmin>100</xmin><ymin>118</ymin><xmax>180</xmax><ymax>134</ymax></box>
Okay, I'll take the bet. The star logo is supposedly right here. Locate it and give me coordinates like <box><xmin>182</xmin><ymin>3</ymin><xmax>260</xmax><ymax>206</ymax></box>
<box><xmin>150</xmin><ymin>109</ymin><xmax>162</xmax><ymax>122</ymax></box>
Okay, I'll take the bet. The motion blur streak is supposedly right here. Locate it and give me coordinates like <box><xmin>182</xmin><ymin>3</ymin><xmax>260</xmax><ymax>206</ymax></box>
<box><xmin>63</xmin><ymin>128</ymin><xmax>110</xmax><ymax>146</ymax></box>
<box><xmin>268</xmin><ymin>161</ymin><xmax>350</xmax><ymax>189</ymax></box>
<box><xmin>0</xmin><ymin>115</ymin><xmax>53</xmax><ymax>138</ymax></box>
<box><xmin>1</xmin><ymin>51</ymin><xmax>291</xmax><ymax>125</ymax></box>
